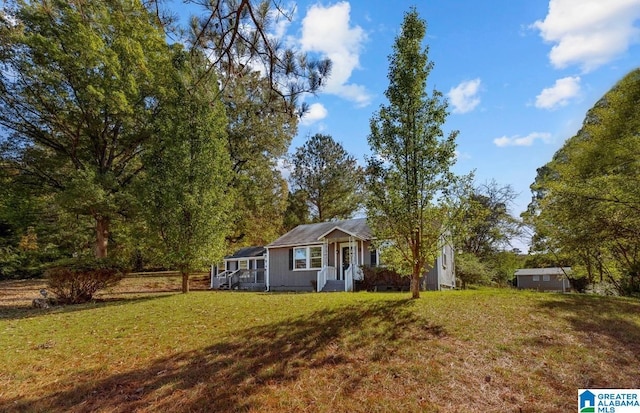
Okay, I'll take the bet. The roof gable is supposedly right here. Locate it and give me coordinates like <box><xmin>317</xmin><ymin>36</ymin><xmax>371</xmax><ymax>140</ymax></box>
<box><xmin>226</xmin><ymin>246</ymin><xmax>266</xmax><ymax>259</ymax></box>
<box><xmin>267</xmin><ymin>218</ymin><xmax>371</xmax><ymax>248</ymax></box>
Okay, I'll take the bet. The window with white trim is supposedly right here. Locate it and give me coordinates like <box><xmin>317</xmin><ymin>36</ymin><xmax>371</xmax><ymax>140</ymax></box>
<box><xmin>442</xmin><ymin>246</ymin><xmax>447</xmax><ymax>268</ymax></box>
<box><xmin>532</xmin><ymin>275</ymin><xmax>540</xmax><ymax>281</ymax></box>
<box><xmin>310</xmin><ymin>246</ymin><xmax>322</xmax><ymax>269</ymax></box>
<box><xmin>542</xmin><ymin>275</ymin><xmax>550</xmax><ymax>281</ymax></box>
<box><xmin>293</xmin><ymin>246</ymin><xmax>322</xmax><ymax>270</ymax></box>
<box><xmin>238</xmin><ymin>260</ymin><xmax>248</xmax><ymax>270</ymax></box>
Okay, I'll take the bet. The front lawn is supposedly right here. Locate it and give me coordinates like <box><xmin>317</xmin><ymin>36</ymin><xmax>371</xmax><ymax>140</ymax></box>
<box><xmin>1</xmin><ymin>286</ymin><xmax>639</xmax><ymax>412</ymax></box>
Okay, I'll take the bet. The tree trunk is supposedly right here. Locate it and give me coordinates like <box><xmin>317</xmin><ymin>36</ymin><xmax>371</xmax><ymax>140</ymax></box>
<box><xmin>182</xmin><ymin>272</ymin><xmax>190</xmax><ymax>294</ymax></box>
<box><xmin>95</xmin><ymin>216</ymin><xmax>110</xmax><ymax>258</ymax></box>
<box><xmin>410</xmin><ymin>272</ymin><xmax>420</xmax><ymax>299</ymax></box>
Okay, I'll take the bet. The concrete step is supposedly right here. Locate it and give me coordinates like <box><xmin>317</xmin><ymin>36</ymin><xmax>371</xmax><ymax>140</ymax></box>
<box><xmin>321</xmin><ymin>280</ymin><xmax>345</xmax><ymax>292</ymax></box>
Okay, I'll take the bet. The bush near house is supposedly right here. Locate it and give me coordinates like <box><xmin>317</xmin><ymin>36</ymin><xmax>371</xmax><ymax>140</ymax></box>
<box><xmin>45</xmin><ymin>258</ymin><xmax>127</xmax><ymax>304</ymax></box>
<box><xmin>359</xmin><ymin>266</ymin><xmax>410</xmax><ymax>291</ymax></box>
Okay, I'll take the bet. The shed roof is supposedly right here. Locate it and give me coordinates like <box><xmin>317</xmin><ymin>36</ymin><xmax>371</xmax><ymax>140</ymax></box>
<box><xmin>267</xmin><ymin>218</ymin><xmax>372</xmax><ymax>248</ymax></box>
<box><xmin>225</xmin><ymin>246</ymin><xmax>266</xmax><ymax>259</ymax></box>
<box><xmin>514</xmin><ymin>267</ymin><xmax>571</xmax><ymax>276</ymax></box>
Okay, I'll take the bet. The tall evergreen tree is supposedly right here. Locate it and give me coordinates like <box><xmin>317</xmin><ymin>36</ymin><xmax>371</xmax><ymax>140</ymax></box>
<box><xmin>289</xmin><ymin>133</ymin><xmax>364</xmax><ymax>222</ymax></box>
<box><xmin>366</xmin><ymin>8</ymin><xmax>461</xmax><ymax>299</ymax></box>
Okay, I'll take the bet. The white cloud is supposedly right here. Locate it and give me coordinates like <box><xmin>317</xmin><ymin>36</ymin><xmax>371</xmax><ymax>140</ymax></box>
<box><xmin>300</xmin><ymin>102</ymin><xmax>328</xmax><ymax>125</ymax></box>
<box><xmin>532</xmin><ymin>0</ymin><xmax>640</xmax><ymax>72</ymax></box>
<box><xmin>493</xmin><ymin>132</ymin><xmax>552</xmax><ymax>147</ymax></box>
<box><xmin>448</xmin><ymin>79</ymin><xmax>482</xmax><ymax>114</ymax></box>
<box><xmin>454</xmin><ymin>150</ymin><xmax>472</xmax><ymax>161</ymax></box>
<box><xmin>535</xmin><ymin>76</ymin><xmax>581</xmax><ymax>109</ymax></box>
<box><xmin>300</xmin><ymin>2</ymin><xmax>371</xmax><ymax>106</ymax></box>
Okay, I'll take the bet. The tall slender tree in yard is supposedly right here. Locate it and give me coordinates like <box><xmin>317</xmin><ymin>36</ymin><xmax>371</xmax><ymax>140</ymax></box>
<box><xmin>366</xmin><ymin>8</ymin><xmax>461</xmax><ymax>299</ymax></box>
<box><xmin>142</xmin><ymin>49</ymin><xmax>232</xmax><ymax>293</ymax></box>
<box><xmin>289</xmin><ymin>133</ymin><xmax>364</xmax><ymax>222</ymax></box>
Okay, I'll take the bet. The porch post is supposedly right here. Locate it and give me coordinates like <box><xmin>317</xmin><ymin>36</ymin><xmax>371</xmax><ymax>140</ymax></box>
<box><xmin>323</xmin><ymin>238</ymin><xmax>328</xmax><ymax>268</ymax></box>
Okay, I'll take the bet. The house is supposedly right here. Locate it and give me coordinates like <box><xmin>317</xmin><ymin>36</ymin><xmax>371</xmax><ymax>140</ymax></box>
<box><xmin>210</xmin><ymin>246</ymin><xmax>266</xmax><ymax>291</ymax></box>
<box><xmin>515</xmin><ymin>267</ymin><xmax>571</xmax><ymax>292</ymax></box>
<box><xmin>265</xmin><ymin>218</ymin><xmax>456</xmax><ymax>292</ymax></box>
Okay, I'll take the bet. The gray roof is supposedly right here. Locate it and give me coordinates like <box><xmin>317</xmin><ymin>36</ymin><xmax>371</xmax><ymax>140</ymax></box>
<box><xmin>267</xmin><ymin>218</ymin><xmax>372</xmax><ymax>248</ymax></box>
<box><xmin>226</xmin><ymin>246</ymin><xmax>266</xmax><ymax>259</ymax></box>
<box><xmin>514</xmin><ymin>267</ymin><xmax>571</xmax><ymax>276</ymax></box>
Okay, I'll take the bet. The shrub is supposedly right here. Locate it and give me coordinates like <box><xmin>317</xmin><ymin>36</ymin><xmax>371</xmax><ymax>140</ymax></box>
<box><xmin>455</xmin><ymin>253</ymin><xmax>491</xmax><ymax>289</ymax></box>
<box><xmin>360</xmin><ymin>266</ymin><xmax>410</xmax><ymax>291</ymax></box>
<box><xmin>45</xmin><ymin>258</ymin><xmax>127</xmax><ymax>304</ymax></box>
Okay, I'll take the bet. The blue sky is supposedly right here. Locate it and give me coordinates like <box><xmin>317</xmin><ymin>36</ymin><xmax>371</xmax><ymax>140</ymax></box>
<box><xmin>281</xmin><ymin>0</ymin><xmax>640</xmax><ymax>242</ymax></box>
<box><xmin>179</xmin><ymin>0</ymin><xmax>640</xmax><ymax>248</ymax></box>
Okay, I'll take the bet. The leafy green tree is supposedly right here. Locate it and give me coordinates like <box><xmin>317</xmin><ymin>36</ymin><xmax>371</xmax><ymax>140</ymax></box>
<box><xmin>222</xmin><ymin>72</ymin><xmax>295</xmax><ymax>247</ymax></box>
<box><xmin>525</xmin><ymin>68</ymin><xmax>640</xmax><ymax>295</ymax></box>
<box><xmin>458</xmin><ymin>181</ymin><xmax>522</xmax><ymax>258</ymax></box>
<box><xmin>289</xmin><ymin>134</ymin><xmax>364</xmax><ymax>222</ymax></box>
<box><xmin>0</xmin><ymin>0</ymin><xmax>172</xmax><ymax>258</ymax></box>
<box><xmin>455</xmin><ymin>253</ymin><xmax>491</xmax><ymax>289</ymax></box>
<box><xmin>142</xmin><ymin>49</ymin><xmax>232</xmax><ymax>293</ymax></box>
<box><xmin>365</xmin><ymin>8</ymin><xmax>462</xmax><ymax>299</ymax></box>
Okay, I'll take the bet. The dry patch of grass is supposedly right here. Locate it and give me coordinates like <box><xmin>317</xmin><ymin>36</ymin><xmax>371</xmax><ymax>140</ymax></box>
<box><xmin>1</xmin><ymin>287</ymin><xmax>639</xmax><ymax>412</ymax></box>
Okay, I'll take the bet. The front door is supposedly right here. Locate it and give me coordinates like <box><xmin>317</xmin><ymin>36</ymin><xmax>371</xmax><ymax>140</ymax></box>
<box><xmin>340</xmin><ymin>245</ymin><xmax>352</xmax><ymax>281</ymax></box>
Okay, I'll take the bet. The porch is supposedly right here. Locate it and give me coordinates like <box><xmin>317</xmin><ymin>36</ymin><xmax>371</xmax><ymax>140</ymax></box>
<box><xmin>210</xmin><ymin>268</ymin><xmax>266</xmax><ymax>291</ymax></box>
<box><xmin>315</xmin><ymin>229</ymin><xmax>367</xmax><ymax>292</ymax></box>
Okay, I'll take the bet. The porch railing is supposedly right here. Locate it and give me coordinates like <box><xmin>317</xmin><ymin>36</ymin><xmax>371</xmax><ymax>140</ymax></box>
<box><xmin>317</xmin><ymin>266</ymin><xmax>336</xmax><ymax>292</ymax></box>
<box><xmin>344</xmin><ymin>265</ymin><xmax>364</xmax><ymax>292</ymax></box>
<box><xmin>211</xmin><ymin>268</ymin><xmax>266</xmax><ymax>289</ymax></box>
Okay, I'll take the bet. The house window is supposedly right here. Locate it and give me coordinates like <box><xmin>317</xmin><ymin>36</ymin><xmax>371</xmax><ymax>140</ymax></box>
<box><xmin>238</xmin><ymin>260</ymin><xmax>248</xmax><ymax>270</ymax></box>
<box><xmin>310</xmin><ymin>246</ymin><xmax>322</xmax><ymax>269</ymax></box>
<box><xmin>442</xmin><ymin>246</ymin><xmax>447</xmax><ymax>268</ymax></box>
<box><xmin>543</xmin><ymin>275</ymin><xmax>550</xmax><ymax>281</ymax></box>
<box><xmin>293</xmin><ymin>246</ymin><xmax>322</xmax><ymax>270</ymax></box>
<box><xmin>294</xmin><ymin>248</ymin><xmax>307</xmax><ymax>269</ymax></box>
<box><xmin>532</xmin><ymin>275</ymin><xmax>540</xmax><ymax>281</ymax></box>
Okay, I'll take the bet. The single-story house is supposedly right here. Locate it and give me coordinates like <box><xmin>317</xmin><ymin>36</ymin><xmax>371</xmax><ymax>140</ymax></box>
<box><xmin>210</xmin><ymin>246</ymin><xmax>266</xmax><ymax>291</ymax></box>
<box><xmin>264</xmin><ymin>218</ymin><xmax>455</xmax><ymax>292</ymax></box>
<box><xmin>515</xmin><ymin>267</ymin><xmax>571</xmax><ymax>292</ymax></box>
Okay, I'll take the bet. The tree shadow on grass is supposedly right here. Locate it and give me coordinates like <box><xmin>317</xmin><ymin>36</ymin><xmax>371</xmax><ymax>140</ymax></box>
<box><xmin>0</xmin><ymin>294</ymin><xmax>177</xmax><ymax>321</ymax></box>
<box><xmin>1</xmin><ymin>298</ymin><xmax>446</xmax><ymax>412</ymax></box>
<box><xmin>535</xmin><ymin>294</ymin><xmax>640</xmax><ymax>357</ymax></box>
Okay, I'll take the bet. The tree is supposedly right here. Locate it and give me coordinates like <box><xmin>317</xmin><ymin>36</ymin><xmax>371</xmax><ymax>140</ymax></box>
<box><xmin>282</xmin><ymin>189</ymin><xmax>310</xmax><ymax>231</ymax></box>
<box><xmin>142</xmin><ymin>49</ymin><xmax>232</xmax><ymax>293</ymax></box>
<box><xmin>457</xmin><ymin>181</ymin><xmax>522</xmax><ymax>258</ymax></box>
<box><xmin>222</xmin><ymin>71</ymin><xmax>295</xmax><ymax>247</ymax></box>
<box><xmin>0</xmin><ymin>0</ymin><xmax>172</xmax><ymax>258</ymax></box>
<box><xmin>145</xmin><ymin>0</ymin><xmax>332</xmax><ymax>115</ymax></box>
<box><xmin>455</xmin><ymin>253</ymin><xmax>490</xmax><ymax>289</ymax></box>
<box><xmin>289</xmin><ymin>134</ymin><xmax>364</xmax><ymax>222</ymax></box>
<box><xmin>365</xmin><ymin>8</ymin><xmax>462</xmax><ymax>299</ymax></box>
<box><xmin>525</xmin><ymin>68</ymin><xmax>640</xmax><ymax>295</ymax></box>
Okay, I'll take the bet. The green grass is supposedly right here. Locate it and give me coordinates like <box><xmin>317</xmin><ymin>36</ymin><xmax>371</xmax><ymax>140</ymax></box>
<box><xmin>1</xmin><ymin>286</ymin><xmax>639</xmax><ymax>412</ymax></box>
